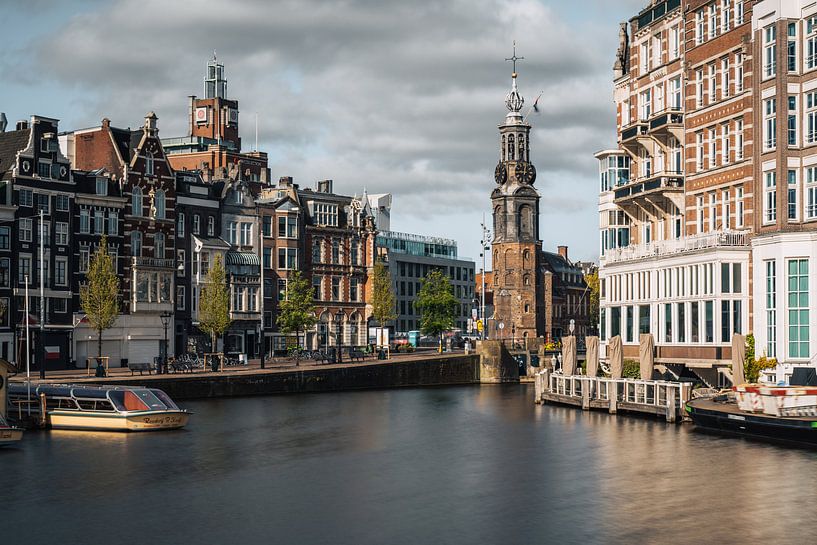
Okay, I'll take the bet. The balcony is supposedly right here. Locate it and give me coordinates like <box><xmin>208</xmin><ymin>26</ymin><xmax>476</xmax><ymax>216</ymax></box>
<box><xmin>647</xmin><ymin>110</ymin><xmax>683</xmax><ymax>143</ymax></box>
<box><xmin>132</xmin><ymin>256</ymin><xmax>176</xmax><ymax>269</ymax></box>
<box><xmin>620</xmin><ymin>122</ymin><xmax>647</xmax><ymax>155</ymax></box>
<box><xmin>603</xmin><ymin>230</ymin><xmax>750</xmax><ymax>265</ymax></box>
<box><xmin>614</xmin><ymin>172</ymin><xmax>684</xmax><ymax>212</ymax></box>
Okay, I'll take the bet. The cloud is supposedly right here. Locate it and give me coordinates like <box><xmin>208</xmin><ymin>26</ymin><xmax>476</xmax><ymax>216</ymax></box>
<box><xmin>1</xmin><ymin>0</ymin><xmax>629</xmax><ymax>262</ymax></box>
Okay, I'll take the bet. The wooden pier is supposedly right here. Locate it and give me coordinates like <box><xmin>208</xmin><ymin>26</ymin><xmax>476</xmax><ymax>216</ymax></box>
<box><xmin>534</xmin><ymin>370</ymin><xmax>692</xmax><ymax>423</ymax></box>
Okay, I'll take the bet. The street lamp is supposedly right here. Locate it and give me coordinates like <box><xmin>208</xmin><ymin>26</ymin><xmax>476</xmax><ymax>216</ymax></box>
<box><xmin>479</xmin><ymin>217</ymin><xmax>491</xmax><ymax>341</ymax></box>
<box><xmin>160</xmin><ymin>311</ymin><xmax>172</xmax><ymax>374</ymax></box>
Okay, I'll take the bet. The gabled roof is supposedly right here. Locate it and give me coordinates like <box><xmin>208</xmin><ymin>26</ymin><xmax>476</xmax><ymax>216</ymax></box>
<box><xmin>0</xmin><ymin>129</ymin><xmax>31</xmax><ymax>181</ymax></box>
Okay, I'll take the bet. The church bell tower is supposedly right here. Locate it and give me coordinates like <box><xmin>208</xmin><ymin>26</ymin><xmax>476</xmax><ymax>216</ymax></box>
<box><xmin>491</xmin><ymin>47</ymin><xmax>544</xmax><ymax>342</ymax></box>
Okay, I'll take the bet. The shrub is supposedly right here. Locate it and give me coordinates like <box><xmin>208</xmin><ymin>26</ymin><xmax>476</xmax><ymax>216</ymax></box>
<box><xmin>622</xmin><ymin>359</ymin><xmax>640</xmax><ymax>379</ymax></box>
<box><xmin>743</xmin><ymin>333</ymin><xmax>777</xmax><ymax>383</ymax></box>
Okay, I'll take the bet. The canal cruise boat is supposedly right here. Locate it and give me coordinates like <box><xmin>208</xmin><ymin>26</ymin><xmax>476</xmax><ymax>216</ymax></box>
<box><xmin>7</xmin><ymin>384</ymin><xmax>190</xmax><ymax>432</ymax></box>
<box><xmin>686</xmin><ymin>384</ymin><xmax>817</xmax><ymax>446</ymax></box>
<box><xmin>0</xmin><ymin>413</ymin><xmax>23</xmax><ymax>446</ymax></box>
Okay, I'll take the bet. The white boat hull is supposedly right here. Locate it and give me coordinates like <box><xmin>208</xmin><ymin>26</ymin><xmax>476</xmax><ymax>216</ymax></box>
<box><xmin>0</xmin><ymin>427</ymin><xmax>24</xmax><ymax>445</ymax></box>
<box><xmin>47</xmin><ymin>410</ymin><xmax>190</xmax><ymax>432</ymax></box>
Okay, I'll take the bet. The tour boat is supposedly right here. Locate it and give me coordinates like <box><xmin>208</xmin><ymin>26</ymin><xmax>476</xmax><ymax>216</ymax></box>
<box><xmin>686</xmin><ymin>385</ymin><xmax>817</xmax><ymax>446</ymax></box>
<box><xmin>7</xmin><ymin>384</ymin><xmax>190</xmax><ymax>432</ymax></box>
<box><xmin>0</xmin><ymin>414</ymin><xmax>23</xmax><ymax>446</ymax></box>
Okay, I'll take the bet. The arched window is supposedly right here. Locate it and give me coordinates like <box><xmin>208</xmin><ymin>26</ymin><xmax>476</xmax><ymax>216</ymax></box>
<box><xmin>155</xmin><ymin>189</ymin><xmax>166</xmax><ymax>219</ymax></box>
<box><xmin>507</xmin><ymin>134</ymin><xmax>515</xmax><ymax>161</ymax></box>
<box><xmin>154</xmin><ymin>232</ymin><xmax>165</xmax><ymax>258</ymax></box>
<box><xmin>504</xmin><ymin>249</ymin><xmax>512</xmax><ymax>268</ymax></box>
<box><xmin>501</xmin><ymin>135</ymin><xmax>506</xmax><ymax>161</ymax></box>
<box><xmin>519</xmin><ymin>135</ymin><xmax>526</xmax><ymax>161</ymax></box>
<box><xmin>523</xmin><ymin>249</ymin><xmax>531</xmax><ymax>268</ymax></box>
<box><xmin>493</xmin><ymin>205</ymin><xmax>503</xmax><ymax>237</ymax></box>
<box><xmin>523</xmin><ymin>274</ymin><xmax>531</xmax><ymax>286</ymax></box>
<box><xmin>131</xmin><ymin>231</ymin><xmax>142</xmax><ymax>257</ymax></box>
<box><xmin>132</xmin><ymin>187</ymin><xmax>143</xmax><ymax>216</ymax></box>
<box><xmin>207</xmin><ymin>216</ymin><xmax>215</xmax><ymax>236</ymax></box>
<box><xmin>518</xmin><ymin>204</ymin><xmax>532</xmax><ymax>239</ymax></box>
<box><xmin>145</xmin><ymin>152</ymin><xmax>154</xmax><ymax>176</ymax></box>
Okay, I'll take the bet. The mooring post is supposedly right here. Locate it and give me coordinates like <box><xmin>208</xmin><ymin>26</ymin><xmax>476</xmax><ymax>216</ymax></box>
<box><xmin>609</xmin><ymin>381</ymin><xmax>617</xmax><ymax>414</ymax></box>
<box><xmin>582</xmin><ymin>379</ymin><xmax>590</xmax><ymax>410</ymax></box>
<box><xmin>666</xmin><ymin>385</ymin><xmax>676</xmax><ymax>423</ymax></box>
<box><xmin>534</xmin><ymin>371</ymin><xmax>543</xmax><ymax>404</ymax></box>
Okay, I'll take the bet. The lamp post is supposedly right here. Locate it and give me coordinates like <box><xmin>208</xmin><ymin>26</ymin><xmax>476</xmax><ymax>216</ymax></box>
<box><xmin>160</xmin><ymin>311</ymin><xmax>172</xmax><ymax>374</ymax></box>
<box><xmin>479</xmin><ymin>217</ymin><xmax>491</xmax><ymax>340</ymax></box>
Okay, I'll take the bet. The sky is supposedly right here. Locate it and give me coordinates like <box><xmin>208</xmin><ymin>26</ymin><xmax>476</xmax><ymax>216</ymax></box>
<box><xmin>0</xmin><ymin>0</ymin><xmax>647</xmax><ymax>266</ymax></box>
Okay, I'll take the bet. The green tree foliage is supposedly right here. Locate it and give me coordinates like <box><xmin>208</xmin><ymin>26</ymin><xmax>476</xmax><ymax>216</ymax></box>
<box><xmin>743</xmin><ymin>333</ymin><xmax>778</xmax><ymax>383</ymax></box>
<box><xmin>416</xmin><ymin>269</ymin><xmax>458</xmax><ymax>341</ymax></box>
<box><xmin>80</xmin><ymin>236</ymin><xmax>120</xmax><ymax>358</ymax></box>
<box><xmin>276</xmin><ymin>270</ymin><xmax>317</xmax><ymax>361</ymax></box>
<box><xmin>585</xmin><ymin>270</ymin><xmax>600</xmax><ymax>332</ymax></box>
<box><xmin>199</xmin><ymin>254</ymin><xmax>231</xmax><ymax>352</ymax></box>
<box><xmin>371</xmin><ymin>259</ymin><xmax>396</xmax><ymax>327</ymax></box>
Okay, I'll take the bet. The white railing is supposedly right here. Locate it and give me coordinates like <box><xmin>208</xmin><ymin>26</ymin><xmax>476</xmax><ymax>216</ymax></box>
<box><xmin>602</xmin><ymin>230</ymin><xmax>750</xmax><ymax>264</ymax></box>
<box><xmin>546</xmin><ymin>373</ymin><xmax>689</xmax><ymax>410</ymax></box>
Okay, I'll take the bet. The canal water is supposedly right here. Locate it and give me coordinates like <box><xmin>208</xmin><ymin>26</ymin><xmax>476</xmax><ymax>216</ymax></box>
<box><xmin>4</xmin><ymin>384</ymin><xmax>817</xmax><ymax>544</ymax></box>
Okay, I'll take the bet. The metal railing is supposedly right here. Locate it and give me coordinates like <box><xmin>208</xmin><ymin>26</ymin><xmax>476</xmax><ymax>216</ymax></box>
<box><xmin>547</xmin><ymin>373</ymin><xmax>689</xmax><ymax>409</ymax></box>
<box><xmin>132</xmin><ymin>256</ymin><xmax>176</xmax><ymax>269</ymax></box>
<box><xmin>602</xmin><ymin>230</ymin><xmax>750</xmax><ymax>264</ymax></box>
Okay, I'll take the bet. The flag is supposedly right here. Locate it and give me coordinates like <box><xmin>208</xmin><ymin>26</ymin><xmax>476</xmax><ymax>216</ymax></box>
<box><xmin>532</xmin><ymin>94</ymin><xmax>541</xmax><ymax>113</ymax></box>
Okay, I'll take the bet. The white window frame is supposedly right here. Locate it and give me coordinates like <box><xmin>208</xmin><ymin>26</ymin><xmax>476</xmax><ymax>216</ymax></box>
<box><xmin>764</xmin><ymin>171</ymin><xmax>777</xmax><ymax>224</ymax></box>
<box><xmin>764</xmin><ymin>98</ymin><xmax>777</xmax><ymax>151</ymax></box>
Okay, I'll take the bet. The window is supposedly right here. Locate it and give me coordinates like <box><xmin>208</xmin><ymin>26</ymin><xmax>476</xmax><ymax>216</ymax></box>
<box><xmin>262</xmin><ymin>216</ymin><xmax>271</xmax><ymax>237</ymax></box>
<box><xmin>722</xmin><ymin>0</ymin><xmax>730</xmax><ymax>31</ymax></box>
<box><xmin>708</xmin><ymin>128</ymin><xmax>717</xmax><ymax>168</ymax></box>
<box><xmin>177</xmin><ymin>212</ymin><xmax>185</xmax><ymax>238</ymax></box>
<box><xmin>132</xmin><ymin>187</ymin><xmax>143</xmax><ymax>216</ymax></box>
<box><xmin>18</xmin><ymin>189</ymin><xmax>32</xmax><ymax>207</ymax></box>
<box><xmin>664</xmin><ymin>302</ymin><xmax>673</xmax><ymax>343</ymax></box>
<box><xmin>696</xmin><ymin>195</ymin><xmax>705</xmax><ymax>233</ymax></box>
<box><xmin>807</xmin><ymin>92</ymin><xmax>817</xmax><ymax>144</ymax></box>
<box><xmin>177</xmin><ymin>286</ymin><xmax>185</xmax><ymax>311</ymax></box>
<box><xmin>278</xmin><ymin>216</ymin><xmax>297</xmax><ymax>238</ymax></box>
<box><xmin>0</xmin><ymin>258</ymin><xmax>9</xmax><ymax>288</ymax></box>
<box><xmin>96</xmin><ymin>178</ymin><xmax>108</xmax><ymax>196</ymax></box>
<box><xmin>670</xmin><ymin>25</ymin><xmax>680</xmax><ymax>59</ymax></box>
<box><xmin>807</xmin><ymin>167</ymin><xmax>817</xmax><ymax>219</ymax></box>
<box><xmin>789</xmin><ymin>96</ymin><xmax>798</xmax><ymax>147</ymax></box>
<box><xmin>314</xmin><ymin>203</ymin><xmax>338</xmax><ymax>226</ymax></box>
<box><xmin>708</xmin><ymin>64</ymin><xmax>717</xmax><ymax>104</ymax></box>
<box><xmin>79</xmin><ymin>249</ymin><xmax>89</xmax><ymax>273</ymax></box>
<box><xmin>36</xmin><ymin>193</ymin><xmax>49</xmax><ymax>214</ymax></box>
<box><xmin>331</xmin><ymin>277</ymin><xmax>340</xmax><ymax>301</ymax></box>
<box><xmin>108</xmin><ymin>211</ymin><xmax>118</xmax><ymax>235</ymax></box>
<box><xmin>722</xmin><ymin>189</ymin><xmax>730</xmax><ymax>229</ymax></box>
<box><xmin>240</xmin><ymin>223</ymin><xmax>252</xmax><ymax>246</ymax></box>
<box><xmin>154</xmin><ymin>232</ymin><xmax>164</xmax><ymax>258</ymax></box>
<box><xmin>766</xmin><ymin>260</ymin><xmax>777</xmax><ymax>358</ymax></box>
<box><xmin>94</xmin><ymin>209</ymin><xmax>104</xmax><ymax>235</ymax></box>
<box><xmin>55</xmin><ymin>222</ymin><xmax>68</xmax><ymax>245</ymax></box>
<box><xmin>332</xmin><ymin>239</ymin><xmax>340</xmax><ymax>263</ymax></box>
<box><xmin>709</xmin><ymin>193</ymin><xmax>716</xmax><ymax>231</ymax></box>
<box><xmin>670</xmin><ymin>77</ymin><xmax>682</xmax><ymax>110</ymax></box>
<box><xmin>277</xmin><ymin>248</ymin><xmax>297</xmax><ymax>270</ymax></box>
<box><xmin>312</xmin><ymin>276</ymin><xmax>322</xmax><ymax>300</ymax></box>
<box><xmin>145</xmin><ymin>151</ymin><xmax>154</xmax><ymax>175</ymax></box>
<box><xmin>232</xmin><ymin>287</ymin><xmax>244</xmax><ymax>312</ymax></box>
<box><xmin>312</xmin><ymin>239</ymin><xmax>322</xmax><ymax>263</ymax></box>
<box><xmin>735</xmin><ymin>0</ymin><xmax>743</xmax><ymax>24</ymax></box>
<box><xmin>788</xmin><ymin>259</ymin><xmax>810</xmax><ymax>358</ymax></box>
<box><xmin>764</xmin><ymin>171</ymin><xmax>777</xmax><ymax>224</ymax></box>
<box><xmin>764</xmin><ymin>24</ymin><xmax>777</xmax><ymax>78</ymax></box>
<box><xmin>696</xmin><ymin>10</ymin><xmax>705</xmax><ymax>45</ymax></box>
<box><xmin>0</xmin><ymin>227</ymin><xmax>8</xmax><ymax>250</ymax></box>
<box><xmin>721</xmin><ymin>124</ymin><xmax>730</xmax><ymax>165</ymax></box>
<box><xmin>735</xmin><ymin>118</ymin><xmax>744</xmax><ymax>159</ymax></box>
<box><xmin>193</xmin><ymin>214</ymin><xmax>200</xmax><ymax>235</ymax></box>
<box><xmin>708</xmin><ymin>4</ymin><xmax>718</xmax><ymax>39</ymax></box>
<box><xmin>735</xmin><ymin>53</ymin><xmax>744</xmax><ymax>93</ymax></box>
<box><xmin>736</xmin><ymin>187</ymin><xmax>744</xmax><ymax>227</ymax></box>
<box><xmin>55</xmin><ymin>194</ymin><xmax>69</xmax><ymax>211</ymax></box>
<box><xmin>721</xmin><ymin>300</ymin><xmax>742</xmax><ymax>342</ymax></box>
<box><xmin>228</xmin><ymin>222</ymin><xmax>237</xmax><ymax>244</ymax></box>
<box><xmin>207</xmin><ymin>216</ymin><xmax>214</xmax><ymax>236</ymax></box>
<box><xmin>722</xmin><ymin>58</ymin><xmax>730</xmax><ymax>99</ymax></box>
<box><xmin>695</xmin><ymin>69</ymin><xmax>704</xmax><ymax>108</ymax></box>
<box><xmin>350</xmin><ymin>277</ymin><xmax>359</xmax><ymax>302</ymax></box>
<box><xmin>233</xmin><ymin>189</ymin><xmax>242</xmax><ymax>205</ymax></box>
<box><xmin>705</xmin><ymin>300</ymin><xmax>714</xmax><ymax>343</ymax></box>
<box><xmin>248</xmin><ymin>287</ymin><xmax>258</xmax><ymax>312</ymax></box>
<box><xmin>19</xmin><ymin>218</ymin><xmax>32</xmax><ymax>242</ymax></box>
<box><xmin>788</xmin><ymin>170</ymin><xmax>798</xmax><ymax>221</ymax></box>
<box><xmin>278</xmin><ymin>279</ymin><xmax>288</xmax><ymax>301</ymax></box>
<box><xmin>155</xmin><ymin>189</ymin><xmax>165</xmax><ymax>219</ymax></box>
<box><xmin>55</xmin><ymin>258</ymin><xmax>67</xmax><ymax>286</ymax></box>
<box><xmin>18</xmin><ymin>255</ymin><xmax>30</xmax><ymax>285</ymax></box>
<box><xmin>763</xmin><ymin>98</ymin><xmax>776</xmax><ymax>150</ymax></box>
<box><xmin>79</xmin><ymin>210</ymin><xmax>89</xmax><ymax>234</ymax></box>
<box><xmin>177</xmin><ymin>249</ymin><xmax>185</xmax><ymax>276</ymax></box>
<box><xmin>350</xmin><ymin>240</ymin><xmax>359</xmax><ymax>265</ymax></box>
<box><xmin>37</xmin><ymin>161</ymin><xmax>51</xmax><ymax>178</ymax></box>
<box><xmin>787</xmin><ymin>23</ymin><xmax>797</xmax><ymax>73</ymax></box>
<box><xmin>808</xmin><ymin>17</ymin><xmax>817</xmax><ymax>70</ymax></box>
<box><xmin>131</xmin><ymin>231</ymin><xmax>142</xmax><ymax>257</ymax></box>
<box><xmin>696</xmin><ymin>132</ymin><xmax>704</xmax><ymax>171</ymax></box>
<box><xmin>638</xmin><ymin>89</ymin><xmax>651</xmax><ymax>121</ymax></box>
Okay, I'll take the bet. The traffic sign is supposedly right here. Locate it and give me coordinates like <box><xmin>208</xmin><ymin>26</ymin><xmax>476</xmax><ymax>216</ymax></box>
<box><xmin>498</xmin><ymin>322</ymin><xmax>505</xmax><ymax>330</ymax></box>
<box><xmin>476</xmin><ymin>319</ymin><xmax>483</xmax><ymax>332</ymax></box>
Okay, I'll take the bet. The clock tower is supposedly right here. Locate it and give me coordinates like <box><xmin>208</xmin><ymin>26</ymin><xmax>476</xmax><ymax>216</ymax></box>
<box><xmin>491</xmin><ymin>52</ymin><xmax>544</xmax><ymax>342</ymax></box>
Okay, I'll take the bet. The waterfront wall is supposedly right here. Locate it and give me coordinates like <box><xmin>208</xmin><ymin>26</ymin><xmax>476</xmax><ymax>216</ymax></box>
<box><xmin>84</xmin><ymin>355</ymin><xmax>482</xmax><ymax>400</ymax></box>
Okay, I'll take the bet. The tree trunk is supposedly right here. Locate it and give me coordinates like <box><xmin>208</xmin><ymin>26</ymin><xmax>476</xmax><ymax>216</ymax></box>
<box><xmin>97</xmin><ymin>328</ymin><xmax>103</xmax><ymax>359</ymax></box>
<box><xmin>295</xmin><ymin>328</ymin><xmax>300</xmax><ymax>367</ymax></box>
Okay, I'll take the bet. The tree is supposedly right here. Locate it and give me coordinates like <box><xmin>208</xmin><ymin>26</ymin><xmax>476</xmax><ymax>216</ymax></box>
<box><xmin>585</xmin><ymin>270</ymin><xmax>600</xmax><ymax>334</ymax></box>
<box><xmin>743</xmin><ymin>333</ymin><xmax>777</xmax><ymax>383</ymax></box>
<box><xmin>416</xmin><ymin>269</ymin><xmax>458</xmax><ymax>350</ymax></box>
<box><xmin>371</xmin><ymin>258</ymin><xmax>396</xmax><ymax>328</ymax></box>
<box><xmin>276</xmin><ymin>270</ymin><xmax>317</xmax><ymax>364</ymax></box>
<box><xmin>80</xmin><ymin>235</ymin><xmax>121</xmax><ymax>358</ymax></box>
<box><xmin>199</xmin><ymin>254</ymin><xmax>231</xmax><ymax>353</ymax></box>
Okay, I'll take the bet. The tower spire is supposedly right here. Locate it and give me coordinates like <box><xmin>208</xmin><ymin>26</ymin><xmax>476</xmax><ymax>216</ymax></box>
<box><xmin>504</xmin><ymin>40</ymin><xmax>524</xmax><ymax>77</ymax></box>
<box><xmin>504</xmin><ymin>42</ymin><xmax>525</xmax><ymax>113</ymax></box>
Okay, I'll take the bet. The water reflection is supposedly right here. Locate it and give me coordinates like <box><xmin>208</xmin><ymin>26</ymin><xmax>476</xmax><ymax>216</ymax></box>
<box><xmin>5</xmin><ymin>384</ymin><xmax>817</xmax><ymax>544</ymax></box>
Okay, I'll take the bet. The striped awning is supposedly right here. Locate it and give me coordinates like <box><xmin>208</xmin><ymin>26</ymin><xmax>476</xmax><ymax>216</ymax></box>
<box><xmin>225</xmin><ymin>251</ymin><xmax>260</xmax><ymax>267</ymax></box>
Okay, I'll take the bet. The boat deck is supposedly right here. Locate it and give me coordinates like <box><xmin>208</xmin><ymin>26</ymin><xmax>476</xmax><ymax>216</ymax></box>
<box><xmin>689</xmin><ymin>397</ymin><xmax>817</xmax><ymax>423</ymax></box>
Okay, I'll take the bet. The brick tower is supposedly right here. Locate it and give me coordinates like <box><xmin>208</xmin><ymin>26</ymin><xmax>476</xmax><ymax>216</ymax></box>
<box><xmin>490</xmin><ymin>52</ymin><xmax>544</xmax><ymax>342</ymax></box>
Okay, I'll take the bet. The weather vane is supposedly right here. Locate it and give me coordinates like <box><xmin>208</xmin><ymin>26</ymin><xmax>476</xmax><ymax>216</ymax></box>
<box><xmin>505</xmin><ymin>41</ymin><xmax>524</xmax><ymax>75</ymax></box>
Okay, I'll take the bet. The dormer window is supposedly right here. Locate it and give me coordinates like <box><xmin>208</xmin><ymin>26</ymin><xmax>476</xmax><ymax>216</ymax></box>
<box><xmin>145</xmin><ymin>151</ymin><xmax>154</xmax><ymax>175</ymax></box>
<box><xmin>40</xmin><ymin>139</ymin><xmax>49</xmax><ymax>153</ymax></box>
<box><xmin>96</xmin><ymin>178</ymin><xmax>108</xmax><ymax>196</ymax></box>
<box><xmin>234</xmin><ymin>190</ymin><xmax>242</xmax><ymax>204</ymax></box>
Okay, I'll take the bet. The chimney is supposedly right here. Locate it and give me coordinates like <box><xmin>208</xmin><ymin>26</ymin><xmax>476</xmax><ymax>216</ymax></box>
<box><xmin>557</xmin><ymin>245</ymin><xmax>568</xmax><ymax>260</ymax></box>
<box><xmin>102</xmin><ymin>117</ymin><xmax>111</xmax><ymax>129</ymax></box>
<box><xmin>278</xmin><ymin>176</ymin><xmax>293</xmax><ymax>187</ymax></box>
<box><xmin>16</xmin><ymin>120</ymin><xmax>29</xmax><ymax>131</ymax></box>
<box><xmin>144</xmin><ymin>111</ymin><xmax>158</xmax><ymax>136</ymax></box>
<box><xmin>0</xmin><ymin>112</ymin><xmax>7</xmax><ymax>133</ymax></box>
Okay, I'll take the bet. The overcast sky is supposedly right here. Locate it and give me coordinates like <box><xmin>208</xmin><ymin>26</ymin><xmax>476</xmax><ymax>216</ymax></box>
<box><xmin>0</xmin><ymin>0</ymin><xmax>646</xmax><ymax>266</ymax></box>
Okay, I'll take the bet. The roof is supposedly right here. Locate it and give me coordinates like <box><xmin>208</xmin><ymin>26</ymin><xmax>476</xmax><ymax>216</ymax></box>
<box><xmin>192</xmin><ymin>235</ymin><xmax>231</xmax><ymax>250</ymax></box>
<box><xmin>0</xmin><ymin>129</ymin><xmax>31</xmax><ymax>181</ymax></box>
<box><xmin>226</xmin><ymin>251</ymin><xmax>260</xmax><ymax>267</ymax></box>
<box><xmin>541</xmin><ymin>251</ymin><xmax>581</xmax><ymax>275</ymax></box>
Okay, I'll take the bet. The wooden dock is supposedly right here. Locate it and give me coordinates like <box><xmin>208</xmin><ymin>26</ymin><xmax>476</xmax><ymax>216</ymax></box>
<box><xmin>534</xmin><ymin>370</ymin><xmax>692</xmax><ymax>423</ymax></box>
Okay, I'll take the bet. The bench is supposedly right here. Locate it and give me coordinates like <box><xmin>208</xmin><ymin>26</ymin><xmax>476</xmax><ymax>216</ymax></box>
<box><xmin>311</xmin><ymin>351</ymin><xmax>329</xmax><ymax>364</ymax></box>
<box><xmin>129</xmin><ymin>362</ymin><xmax>154</xmax><ymax>376</ymax></box>
<box><xmin>348</xmin><ymin>349</ymin><xmax>365</xmax><ymax>362</ymax></box>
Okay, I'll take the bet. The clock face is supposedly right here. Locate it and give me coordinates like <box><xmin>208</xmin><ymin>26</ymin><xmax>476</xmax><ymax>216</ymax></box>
<box><xmin>516</xmin><ymin>161</ymin><xmax>536</xmax><ymax>185</ymax></box>
<box><xmin>494</xmin><ymin>163</ymin><xmax>507</xmax><ymax>185</ymax></box>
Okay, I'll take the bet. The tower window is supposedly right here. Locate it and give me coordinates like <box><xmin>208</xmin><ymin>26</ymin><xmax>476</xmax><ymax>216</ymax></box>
<box><xmin>519</xmin><ymin>135</ymin><xmax>526</xmax><ymax>161</ymax></box>
<box><xmin>508</xmin><ymin>134</ymin><xmax>515</xmax><ymax>161</ymax></box>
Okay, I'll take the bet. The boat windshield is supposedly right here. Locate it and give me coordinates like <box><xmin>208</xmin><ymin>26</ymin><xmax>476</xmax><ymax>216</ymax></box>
<box><xmin>108</xmin><ymin>390</ymin><xmax>155</xmax><ymax>412</ymax></box>
<box><xmin>150</xmin><ymin>389</ymin><xmax>179</xmax><ymax>410</ymax></box>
